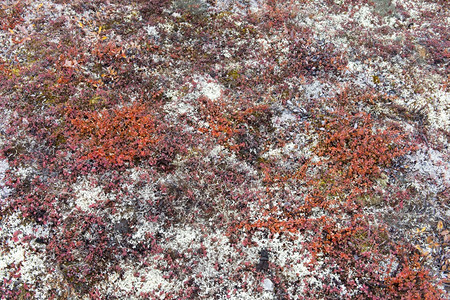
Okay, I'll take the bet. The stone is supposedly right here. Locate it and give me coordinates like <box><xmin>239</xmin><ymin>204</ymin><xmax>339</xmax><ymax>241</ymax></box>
<box><xmin>262</xmin><ymin>278</ymin><xmax>274</xmax><ymax>291</ymax></box>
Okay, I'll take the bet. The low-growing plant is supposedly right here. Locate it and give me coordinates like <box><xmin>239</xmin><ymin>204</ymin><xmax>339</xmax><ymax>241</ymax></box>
<box><xmin>315</xmin><ymin>110</ymin><xmax>414</xmax><ymax>191</ymax></box>
<box><xmin>66</xmin><ymin>103</ymin><xmax>160</xmax><ymax>167</ymax></box>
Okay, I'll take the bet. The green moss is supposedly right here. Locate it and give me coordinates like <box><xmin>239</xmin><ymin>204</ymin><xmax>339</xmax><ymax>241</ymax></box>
<box><xmin>88</xmin><ymin>96</ymin><xmax>102</xmax><ymax>106</ymax></box>
<box><xmin>227</xmin><ymin>69</ymin><xmax>240</xmax><ymax>80</ymax></box>
<box><xmin>35</xmin><ymin>90</ymin><xmax>59</xmax><ymax>105</ymax></box>
<box><xmin>54</xmin><ymin>131</ymin><xmax>67</xmax><ymax>147</ymax></box>
<box><xmin>15</xmin><ymin>284</ymin><xmax>35</xmax><ymax>300</ymax></box>
<box><xmin>101</xmin><ymin>18</ymin><xmax>123</xmax><ymax>31</ymax></box>
<box><xmin>220</xmin><ymin>68</ymin><xmax>242</xmax><ymax>88</ymax></box>
<box><xmin>10</xmin><ymin>67</ymin><xmax>20</xmax><ymax>76</ymax></box>
<box><xmin>372</xmin><ymin>75</ymin><xmax>380</xmax><ymax>84</ymax></box>
<box><xmin>280</xmin><ymin>89</ymin><xmax>290</xmax><ymax>101</ymax></box>
<box><xmin>359</xmin><ymin>194</ymin><xmax>383</xmax><ymax>207</ymax></box>
<box><xmin>352</xmin><ymin>230</ymin><xmax>372</xmax><ymax>252</ymax></box>
<box><xmin>215</xmin><ymin>11</ymin><xmax>233</xmax><ymax>19</ymax></box>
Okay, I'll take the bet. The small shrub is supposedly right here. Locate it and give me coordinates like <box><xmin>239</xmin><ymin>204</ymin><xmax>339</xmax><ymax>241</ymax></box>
<box><xmin>65</xmin><ymin>102</ymin><xmax>174</xmax><ymax>169</ymax></box>
<box><xmin>0</xmin><ymin>1</ymin><xmax>24</xmax><ymax>31</ymax></box>
<box><xmin>315</xmin><ymin>110</ymin><xmax>413</xmax><ymax>190</ymax></box>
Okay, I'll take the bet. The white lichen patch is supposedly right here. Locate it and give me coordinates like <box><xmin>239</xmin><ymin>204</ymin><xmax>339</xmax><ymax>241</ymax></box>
<box><xmin>0</xmin><ymin>213</ymin><xmax>53</xmax><ymax>298</ymax></box>
<box><xmin>144</xmin><ymin>25</ymin><xmax>159</xmax><ymax>38</ymax></box>
<box><xmin>0</xmin><ymin>159</ymin><xmax>11</xmax><ymax>199</ymax></box>
<box><xmin>302</xmin><ymin>80</ymin><xmax>337</xmax><ymax>100</ymax></box>
<box><xmin>196</xmin><ymin>75</ymin><xmax>223</xmax><ymax>101</ymax></box>
<box><xmin>130</xmin><ymin>218</ymin><xmax>159</xmax><ymax>244</ymax></box>
<box><xmin>72</xmin><ymin>176</ymin><xmax>108</xmax><ymax>211</ymax></box>
<box><xmin>265</xmin><ymin>232</ymin><xmax>313</xmax><ymax>281</ymax></box>
<box><xmin>426</xmin><ymin>89</ymin><xmax>450</xmax><ymax>131</ymax></box>
<box><xmin>271</xmin><ymin>110</ymin><xmax>297</xmax><ymax>128</ymax></box>
<box><xmin>159</xmin><ymin>225</ymin><xmax>260</xmax><ymax>297</ymax></box>
<box><xmin>407</xmin><ymin>148</ymin><xmax>450</xmax><ymax>194</ymax></box>
<box><xmin>163</xmin><ymin>97</ymin><xmax>196</xmax><ymax>121</ymax></box>
<box><xmin>0</xmin><ymin>244</ymin><xmax>24</xmax><ymax>278</ymax></box>
<box><xmin>95</xmin><ymin>262</ymin><xmax>172</xmax><ymax>299</ymax></box>
<box><xmin>353</xmin><ymin>5</ymin><xmax>378</xmax><ymax>28</ymax></box>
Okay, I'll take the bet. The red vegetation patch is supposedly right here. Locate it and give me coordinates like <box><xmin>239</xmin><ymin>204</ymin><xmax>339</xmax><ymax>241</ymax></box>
<box><xmin>65</xmin><ymin>103</ymin><xmax>164</xmax><ymax>168</ymax></box>
<box><xmin>233</xmin><ymin>88</ymin><xmax>438</xmax><ymax>298</ymax></box>
<box><xmin>196</xmin><ymin>95</ymin><xmax>273</xmax><ymax>162</ymax></box>
<box><xmin>0</xmin><ymin>1</ymin><xmax>24</xmax><ymax>31</ymax></box>
<box><xmin>316</xmin><ymin>110</ymin><xmax>413</xmax><ymax>190</ymax></box>
<box><xmin>0</xmin><ymin>0</ymin><xmax>446</xmax><ymax>298</ymax></box>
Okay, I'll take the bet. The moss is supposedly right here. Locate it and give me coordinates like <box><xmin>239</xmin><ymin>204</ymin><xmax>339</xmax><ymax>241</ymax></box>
<box><xmin>53</xmin><ymin>129</ymin><xmax>68</xmax><ymax>148</ymax></box>
<box><xmin>35</xmin><ymin>90</ymin><xmax>59</xmax><ymax>105</ymax></box>
<box><xmin>359</xmin><ymin>194</ymin><xmax>383</xmax><ymax>207</ymax></box>
<box><xmin>101</xmin><ymin>17</ymin><xmax>126</xmax><ymax>32</ymax></box>
<box><xmin>227</xmin><ymin>69</ymin><xmax>241</xmax><ymax>80</ymax></box>
<box><xmin>3</xmin><ymin>142</ymin><xmax>26</xmax><ymax>162</ymax></box>
<box><xmin>352</xmin><ymin>230</ymin><xmax>372</xmax><ymax>252</ymax></box>
<box><xmin>91</xmin><ymin>62</ymin><xmax>104</xmax><ymax>76</ymax></box>
<box><xmin>10</xmin><ymin>67</ymin><xmax>20</xmax><ymax>77</ymax></box>
<box><xmin>220</xmin><ymin>68</ymin><xmax>242</xmax><ymax>88</ymax></box>
<box><xmin>372</xmin><ymin>75</ymin><xmax>380</xmax><ymax>84</ymax></box>
<box><xmin>15</xmin><ymin>284</ymin><xmax>35</xmax><ymax>300</ymax></box>
<box><xmin>60</xmin><ymin>263</ymin><xmax>92</xmax><ymax>296</ymax></box>
<box><xmin>215</xmin><ymin>11</ymin><xmax>233</xmax><ymax>19</ymax></box>
<box><xmin>88</xmin><ymin>96</ymin><xmax>102</xmax><ymax>106</ymax></box>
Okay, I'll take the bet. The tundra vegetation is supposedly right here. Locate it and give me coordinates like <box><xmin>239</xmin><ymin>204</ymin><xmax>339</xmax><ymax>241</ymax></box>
<box><xmin>0</xmin><ymin>0</ymin><xmax>448</xmax><ymax>299</ymax></box>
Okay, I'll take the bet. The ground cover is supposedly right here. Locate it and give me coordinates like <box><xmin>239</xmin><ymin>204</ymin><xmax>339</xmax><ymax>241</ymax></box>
<box><xmin>0</xmin><ymin>0</ymin><xmax>448</xmax><ymax>299</ymax></box>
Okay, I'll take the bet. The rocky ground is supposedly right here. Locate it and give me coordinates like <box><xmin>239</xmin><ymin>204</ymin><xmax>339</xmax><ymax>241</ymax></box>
<box><xmin>0</xmin><ymin>0</ymin><xmax>448</xmax><ymax>299</ymax></box>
